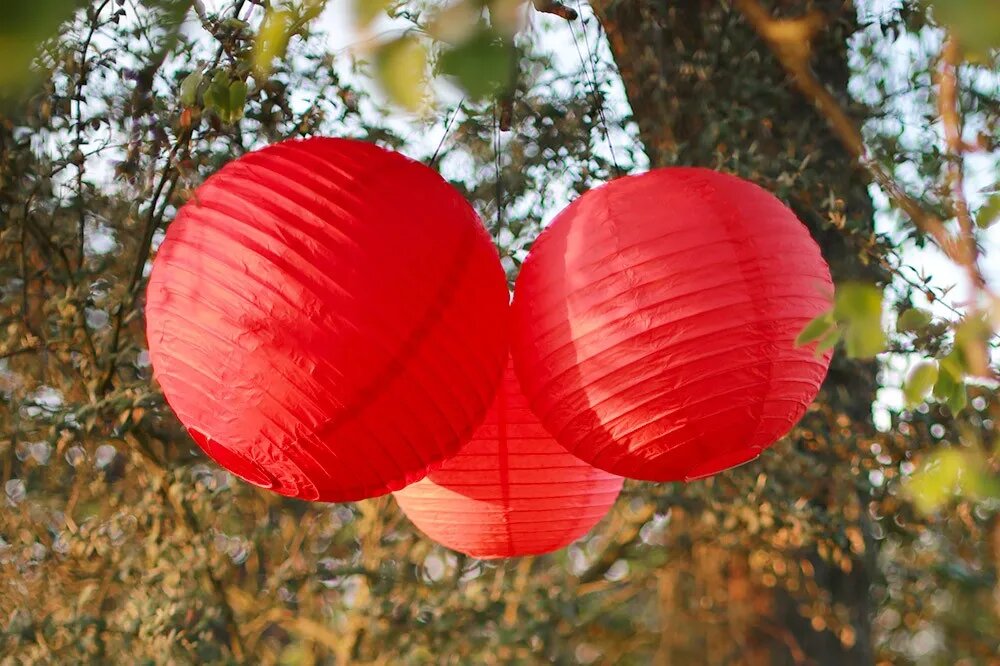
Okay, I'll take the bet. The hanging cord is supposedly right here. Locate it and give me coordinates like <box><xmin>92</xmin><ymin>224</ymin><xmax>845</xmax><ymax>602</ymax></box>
<box><xmin>428</xmin><ymin>99</ymin><xmax>466</xmax><ymax>168</ymax></box>
<box><xmin>568</xmin><ymin>0</ymin><xmax>623</xmax><ymax>176</ymax></box>
<box><xmin>498</xmin><ymin>36</ymin><xmax>519</xmax><ymax>131</ymax></box>
<box><xmin>493</xmin><ymin>104</ymin><xmax>505</xmax><ymax>236</ymax></box>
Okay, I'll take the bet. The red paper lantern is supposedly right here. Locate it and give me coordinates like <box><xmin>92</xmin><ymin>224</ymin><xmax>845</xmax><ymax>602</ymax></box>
<box><xmin>511</xmin><ymin>168</ymin><xmax>833</xmax><ymax>482</ymax></box>
<box><xmin>146</xmin><ymin>137</ymin><xmax>509</xmax><ymax>502</ymax></box>
<box><xmin>393</xmin><ymin>359</ymin><xmax>623</xmax><ymax>558</ymax></box>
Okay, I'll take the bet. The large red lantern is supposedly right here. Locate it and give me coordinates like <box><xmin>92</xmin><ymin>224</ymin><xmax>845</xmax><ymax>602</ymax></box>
<box><xmin>146</xmin><ymin>137</ymin><xmax>509</xmax><ymax>502</ymax></box>
<box><xmin>511</xmin><ymin>168</ymin><xmax>833</xmax><ymax>482</ymax></box>
<box><xmin>393</xmin><ymin>359</ymin><xmax>623</xmax><ymax>558</ymax></box>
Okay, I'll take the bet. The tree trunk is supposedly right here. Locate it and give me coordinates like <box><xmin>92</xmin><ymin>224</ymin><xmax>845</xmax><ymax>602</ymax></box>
<box><xmin>592</xmin><ymin>0</ymin><xmax>880</xmax><ymax>663</ymax></box>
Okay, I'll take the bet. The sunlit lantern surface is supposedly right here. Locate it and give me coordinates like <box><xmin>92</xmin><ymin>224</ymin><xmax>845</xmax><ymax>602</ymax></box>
<box><xmin>146</xmin><ymin>137</ymin><xmax>510</xmax><ymax>502</ymax></box>
<box><xmin>393</xmin><ymin>359</ymin><xmax>623</xmax><ymax>558</ymax></box>
<box><xmin>511</xmin><ymin>168</ymin><xmax>833</xmax><ymax>482</ymax></box>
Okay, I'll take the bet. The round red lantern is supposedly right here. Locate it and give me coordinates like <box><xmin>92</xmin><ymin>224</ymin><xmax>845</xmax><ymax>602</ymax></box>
<box><xmin>393</xmin><ymin>359</ymin><xmax>623</xmax><ymax>558</ymax></box>
<box><xmin>511</xmin><ymin>168</ymin><xmax>833</xmax><ymax>482</ymax></box>
<box><xmin>146</xmin><ymin>137</ymin><xmax>509</xmax><ymax>502</ymax></box>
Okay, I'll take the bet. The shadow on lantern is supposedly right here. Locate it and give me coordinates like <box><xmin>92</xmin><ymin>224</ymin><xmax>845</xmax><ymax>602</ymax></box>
<box><xmin>511</xmin><ymin>202</ymin><xmax>654</xmax><ymax>478</ymax></box>
<box><xmin>187</xmin><ymin>427</ymin><xmax>278</xmax><ymax>490</ymax></box>
<box><xmin>392</xmin><ymin>358</ymin><xmax>624</xmax><ymax>559</ymax></box>
<box><xmin>510</xmin><ymin>171</ymin><xmax>828</xmax><ymax>482</ymax></box>
<box><xmin>518</xmin><ymin>243</ymin><xmax>765</xmax><ymax>481</ymax></box>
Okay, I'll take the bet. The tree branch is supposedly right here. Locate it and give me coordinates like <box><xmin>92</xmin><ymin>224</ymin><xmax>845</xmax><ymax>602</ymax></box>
<box><xmin>577</xmin><ymin>503</ymin><xmax>655</xmax><ymax>584</ymax></box>
<box><xmin>533</xmin><ymin>0</ymin><xmax>578</xmax><ymax>21</ymax></box>
<box><xmin>75</xmin><ymin>1</ymin><xmax>115</xmax><ymax>270</ymax></box>
<box><xmin>129</xmin><ymin>431</ymin><xmax>248</xmax><ymax>659</ymax></box>
<box><xmin>732</xmin><ymin>0</ymin><xmax>996</xmax><ymax>378</ymax></box>
<box><xmin>938</xmin><ymin>38</ymin><xmax>982</xmax><ymax>285</ymax></box>
<box><xmin>731</xmin><ymin>0</ymin><xmax>976</xmax><ymax>274</ymax></box>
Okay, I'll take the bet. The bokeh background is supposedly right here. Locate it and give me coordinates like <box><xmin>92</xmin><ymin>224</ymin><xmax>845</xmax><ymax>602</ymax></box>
<box><xmin>1</xmin><ymin>1</ymin><xmax>998</xmax><ymax>664</ymax></box>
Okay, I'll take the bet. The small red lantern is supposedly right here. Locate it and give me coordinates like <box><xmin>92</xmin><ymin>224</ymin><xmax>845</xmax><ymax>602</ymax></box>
<box><xmin>146</xmin><ymin>137</ymin><xmax>509</xmax><ymax>502</ymax></box>
<box><xmin>511</xmin><ymin>168</ymin><xmax>833</xmax><ymax>482</ymax></box>
<box><xmin>394</xmin><ymin>359</ymin><xmax>623</xmax><ymax>558</ymax></box>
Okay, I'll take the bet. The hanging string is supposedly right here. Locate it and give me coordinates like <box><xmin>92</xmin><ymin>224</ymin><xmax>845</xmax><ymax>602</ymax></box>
<box><xmin>493</xmin><ymin>104</ymin><xmax>505</xmax><ymax>236</ymax></box>
<box><xmin>428</xmin><ymin>98</ymin><xmax>466</xmax><ymax>168</ymax></box>
<box><xmin>568</xmin><ymin>1</ymin><xmax>623</xmax><ymax>177</ymax></box>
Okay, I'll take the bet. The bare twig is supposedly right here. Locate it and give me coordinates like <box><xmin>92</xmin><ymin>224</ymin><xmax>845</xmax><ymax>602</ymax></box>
<box><xmin>100</xmin><ymin>0</ymin><xmax>246</xmax><ymax>394</ymax></box>
<box><xmin>571</xmin><ymin>0</ymin><xmax>622</xmax><ymax>175</ymax></box>
<box><xmin>0</xmin><ymin>345</ymin><xmax>41</xmax><ymax>360</ymax></box>
<box><xmin>75</xmin><ymin>0</ymin><xmax>114</xmax><ymax>270</ymax></box>
<box><xmin>95</xmin><ymin>3</ymin><xmax>249</xmax><ymax>657</ymax></box>
<box><xmin>0</xmin><ymin>341</ymin><xmax>84</xmax><ymax>361</ymax></box>
<box><xmin>97</xmin><ymin>134</ymin><xmax>187</xmax><ymax>396</ymax></box>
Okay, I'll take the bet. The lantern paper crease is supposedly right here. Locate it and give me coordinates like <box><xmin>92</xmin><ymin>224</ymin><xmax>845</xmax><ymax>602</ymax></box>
<box><xmin>511</xmin><ymin>167</ymin><xmax>833</xmax><ymax>482</ymax></box>
<box><xmin>394</xmin><ymin>360</ymin><xmax>623</xmax><ymax>559</ymax></box>
<box><xmin>146</xmin><ymin>137</ymin><xmax>509</xmax><ymax>502</ymax></box>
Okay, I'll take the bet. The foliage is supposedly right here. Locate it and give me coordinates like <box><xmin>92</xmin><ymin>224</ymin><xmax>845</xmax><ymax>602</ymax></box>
<box><xmin>0</xmin><ymin>1</ymin><xmax>998</xmax><ymax>664</ymax></box>
<box><xmin>923</xmin><ymin>0</ymin><xmax>1000</xmax><ymax>60</ymax></box>
<box><xmin>0</xmin><ymin>0</ymin><xmax>81</xmax><ymax>93</ymax></box>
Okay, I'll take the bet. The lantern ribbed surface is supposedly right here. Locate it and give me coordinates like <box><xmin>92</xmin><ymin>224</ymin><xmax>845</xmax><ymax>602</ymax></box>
<box><xmin>146</xmin><ymin>137</ymin><xmax>509</xmax><ymax>502</ymax></box>
<box><xmin>393</xmin><ymin>359</ymin><xmax>623</xmax><ymax>559</ymax></box>
<box><xmin>511</xmin><ymin>168</ymin><xmax>833</xmax><ymax>482</ymax></box>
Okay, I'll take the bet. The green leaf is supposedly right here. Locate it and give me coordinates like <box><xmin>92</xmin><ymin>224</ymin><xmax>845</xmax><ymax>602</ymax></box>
<box><xmin>203</xmin><ymin>69</ymin><xmax>229</xmax><ymax>120</ymax></box>
<box><xmin>954</xmin><ymin>314</ymin><xmax>992</xmax><ymax>377</ymax></box>
<box><xmin>300</xmin><ymin>0</ymin><xmax>329</xmax><ymax>23</ymax></box>
<box><xmin>834</xmin><ymin>283</ymin><xmax>886</xmax><ymax>358</ymax></box>
<box><xmin>203</xmin><ymin>70</ymin><xmax>231</xmax><ymax>121</ymax></box>
<box><xmin>438</xmin><ymin>28</ymin><xmax>514</xmax><ymax>100</ymax></box>
<box><xmin>938</xmin><ymin>349</ymin><xmax>966</xmax><ymax>381</ymax></box>
<box><xmin>896</xmin><ymin>307</ymin><xmax>933</xmax><ymax>333</ymax></box>
<box><xmin>976</xmin><ymin>191</ymin><xmax>1000</xmax><ymax>229</ymax></box>
<box><xmin>834</xmin><ymin>282</ymin><xmax>882</xmax><ymax>320</ymax></box>
<box><xmin>909</xmin><ymin>447</ymin><xmax>999</xmax><ymax>514</ymax></box>
<box><xmin>815</xmin><ymin>326</ymin><xmax>842</xmax><ymax>355</ymax></box>
<box><xmin>933</xmin><ymin>354</ymin><xmax>968</xmax><ymax>413</ymax></box>
<box><xmin>179</xmin><ymin>70</ymin><xmax>203</xmax><ymax>107</ymax></box>
<box><xmin>354</xmin><ymin>0</ymin><xmax>392</xmax><ymax>26</ymax></box>
<box><xmin>375</xmin><ymin>35</ymin><xmax>428</xmax><ymax>112</ymax></box>
<box><xmin>843</xmin><ymin>320</ymin><xmax>886</xmax><ymax>358</ymax></box>
<box><xmin>904</xmin><ymin>361</ymin><xmax>938</xmax><ymax>406</ymax></box>
<box><xmin>228</xmin><ymin>80</ymin><xmax>247</xmax><ymax>122</ymax></box>
<box><xmin>933</xmin><ymin>364</ymin><xmax>958</xmax><ymax>399</ymax></box>
<box><xmin>907</xmin><ymin>449</ymin><xmax>967</xmax><ymax>513</ymax></box>
<box><xmin>254</xmin><ymin>8</ymin><xmax>293</xmax><ymax>79</ymax></box>
<box><xmin>795</xmin><ymin>311</ymin><xmax>835</xmax><ymax>347</ymax></box>
<box><xmin>0</xmin><ymin>0</ymin><xmax>78</xmax><ymax>93</ymax></box>
<box><xmin>955</xmin><ymin>314</ymin><xmax>992</xmax><ymax>344</ymax></box>
<box><xmin>946</xmin><ymin>383</ymin><xmax>967</xmax><ymax>413</ymax></box>
<box><xmin>924</xmin><ymin>0</ymin><xmax>1000</xmax><ymax>60</ymax></box>
<box><xmin>222</xmin><ymin>17</ymin><xmax>251</xmax><ymax>31</ymax></box>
